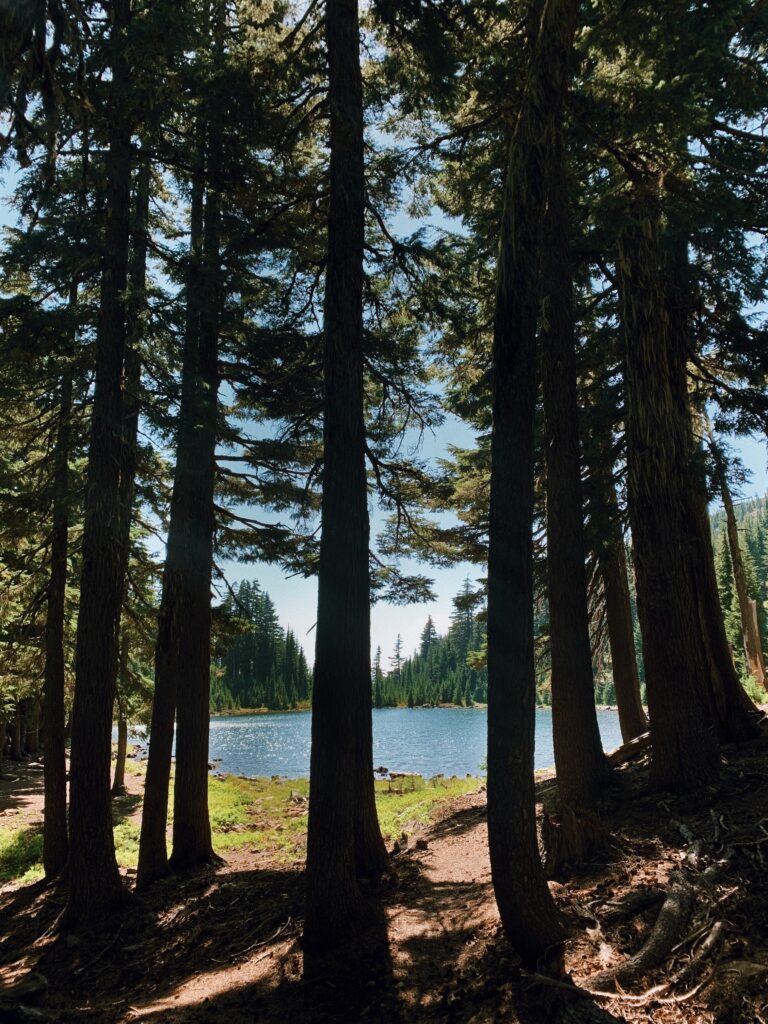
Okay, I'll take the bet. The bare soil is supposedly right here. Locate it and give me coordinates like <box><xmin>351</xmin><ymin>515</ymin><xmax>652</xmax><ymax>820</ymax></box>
<box><xmin>2</xmin><ymin>737</ymin><xmax>768</xmax><ymax>1024</ymax></box>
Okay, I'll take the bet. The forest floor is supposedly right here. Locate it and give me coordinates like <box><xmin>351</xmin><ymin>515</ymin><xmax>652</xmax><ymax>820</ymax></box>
<box><xmin>1</xmin><ymin>737</ymin><xmax>768</xmax><ymax>1024</ymax></box>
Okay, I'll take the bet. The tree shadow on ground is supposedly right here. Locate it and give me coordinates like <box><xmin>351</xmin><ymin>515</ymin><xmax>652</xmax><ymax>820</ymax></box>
<box><xmin>111</xmin><ymin>791</ymin><xmax>142</xmax><ymax>823</ymax></box>
<box><xmin>425</xmin><ymin>801</ymin><xmax>487</xmax><ymax>843</ymax></box>
<box><xmin>0</xmin><ymin>761</ymin><xmax>45</xmax><ymax>817</ymax></box>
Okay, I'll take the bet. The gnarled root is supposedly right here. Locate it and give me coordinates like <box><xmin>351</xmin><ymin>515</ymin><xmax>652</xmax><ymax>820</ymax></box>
<box><xmin>585</xmin><ymin>871</ymin><xmax>695</xmax><ymax>992</ymax></box>
<box><xmin>600</xmin><ymin>885</ymin><xmax>665</xmax><ymax>924</ymax></box>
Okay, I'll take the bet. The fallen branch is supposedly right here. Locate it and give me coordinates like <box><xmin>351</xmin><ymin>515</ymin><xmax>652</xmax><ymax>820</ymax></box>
<box><xmin>606</xmin><ymin>732</ymin><xmax>651</xmax><ymax>768</ymax></box>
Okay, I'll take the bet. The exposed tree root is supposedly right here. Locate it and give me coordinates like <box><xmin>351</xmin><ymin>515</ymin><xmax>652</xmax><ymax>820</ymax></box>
<box><xmin>599</xmin><ymin>885</ymin><xmax>665</xmax><ymax>924</ymax></box>
<box><xmin>585</xmin><ymin>871</ymin><xmax>695</xmax><ymax>992</ymax></box>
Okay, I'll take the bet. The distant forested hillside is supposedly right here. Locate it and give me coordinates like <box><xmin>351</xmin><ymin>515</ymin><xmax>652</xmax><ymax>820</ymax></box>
<box><xmin>211</xmin><ymin>497</ymin><xmax>768</xmax><ymax>714</ymax></box>
<box><xmin>379</xmin><ymin>495</ymin><xmax>768</xmax><ymax>709</ymax></box>
<box><xmin>210</xmin><ymin>581</ymin><xmax>311</xmax><ymax>712</ymax></box>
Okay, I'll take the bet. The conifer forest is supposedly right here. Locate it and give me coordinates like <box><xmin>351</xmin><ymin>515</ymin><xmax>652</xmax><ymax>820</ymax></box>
<box><xmin>1</xmin><ymin>0</ymin><xmax>768</xmax><ymax>1021</ymax></box>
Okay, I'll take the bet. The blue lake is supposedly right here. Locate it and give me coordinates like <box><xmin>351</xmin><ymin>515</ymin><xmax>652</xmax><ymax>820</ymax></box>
<box><xmin>130</xmin><ymin>708</ymin><xmax>624</xmax><ymax>779</ymax></box>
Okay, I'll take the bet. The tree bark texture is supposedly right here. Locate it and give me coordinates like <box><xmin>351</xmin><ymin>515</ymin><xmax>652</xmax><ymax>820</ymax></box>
<box><xmin>304</xmin><ymin>0</ymin><xmax>387</xmax><ymax>953</ymax></box>
<box><xmin>619</xmin><ymin>190</ymin><xmax>720</xmax><ymax>793</ymax></box>
<box><xmin>137</xmin><ymin>146</ymin><xmax>207</xmax><ymax>888</ymax></box>
<box><xmin>42</xmin><ymin>361</ymin><xmax>73</xmax><ymax>878</ymax></box>
<box><xmin>486</xmin><ymin>0</ymin><xmax>577</xmax><ymax>968</ymax></box>
<box><xmin>541</xmin><ymin>130</ymin><xmax>609</xmax><ymax>811</ymax></box>
<box><xmin>65</xmin><ymin>0</ymin><xmax>132</xmax><ymax>926</ymax></box>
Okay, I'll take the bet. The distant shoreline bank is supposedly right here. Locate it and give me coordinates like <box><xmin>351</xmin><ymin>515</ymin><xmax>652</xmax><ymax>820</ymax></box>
<box><xmin>209</xmin><ymin>703</ymin><xmax>622</xmax><ymax>717</ymax></box>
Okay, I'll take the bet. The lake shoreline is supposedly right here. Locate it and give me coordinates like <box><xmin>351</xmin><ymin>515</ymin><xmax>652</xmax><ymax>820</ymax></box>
<box><xmin>126</xmin><ymin>706</ymin><xmax>626</xmax><ymax>780</ymax></box>
<box><xmin>210</xmin><ymin>702</ymin><xmax>623</xmax><ymax>716</ymax></box>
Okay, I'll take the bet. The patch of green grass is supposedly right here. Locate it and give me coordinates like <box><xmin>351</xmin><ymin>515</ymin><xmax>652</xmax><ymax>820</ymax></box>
<box><xmin>206</xmin><ymin>773</ymin><xmax>481</xmax><ymax>861</ymax></box>
<box><xmin>113</xmin><ymin>821</ymin><xmax>141</xmax><ymax>868</ymax></box>
<box><xmin>0</xmin><ymin>770</ymin><xmax>483</xmax><ymax>884</ymax></box>
<box><xmin>0</xmin><ymin>826</ymin><xmax>44</xmax><ymax>885</ymax></box>
<box><xmin>209</xmin><ymin>775</ymin><xmax>310</xmax><ymax>862</ymax></box>
<box><xmin>373</xmin><ymin>775</ymin><xmax>480</xmax><ymax>841</ymax></box>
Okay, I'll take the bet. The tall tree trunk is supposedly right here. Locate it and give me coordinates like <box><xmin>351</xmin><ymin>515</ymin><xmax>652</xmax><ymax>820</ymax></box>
<box><xmin>662</xmin><ymin>235</ymin><xmax>763</xmax><ymax>734</ymax></box>
<box><xmin>107</xmin><ymin>148</ymin><xmax>149</xmax><ymax>806</ymax></box>
<box><xmin>304</xmin><ymin>0</ymin><xmax>387</xmax><ymax>953</ymax></box>
<box><xmin>65</xmin><ymin>0</ymin><xmax>132</xmax><ymax>926</ymax></box>
<box><xmin>710</xmin><ymin>438</ymin><xmax>767</xmax><ymax>691</ymax></box>
<box><xmin>541</xmin><ymin>130</ymin><xmax>609</xmax><ymax>813</ymax></box>
<box><xmin>42</xmin><ymin>359</ymin><xmax>72</xmax><ymax>876</ymax></box>
<box><xmin>137</xmin><ymin>149</ymin><xmax>205</xmax><ymax>890</ymax></box>
<box><xmin>118</xmin><ymin>147</ymin><xmax>150</xmax><ymax>569</ymax></box>
<box><xmin>168</xmin><ymin>124</ymin><xmax>221</xmax><ymax>873</ymax></box>
<box><xmin>486</xmin><ymin>0</ymin><xmax>576</xmax><ymax>969</ymax></box>
<box><xmin>619</xmin><ymin>188</ymin><xmax>719</xmax><ymax>793</ymax></box>
<box><xmin>589</xmin><ymin>465</ymin><xmax>648</xmax><ymax>743</ymax></box>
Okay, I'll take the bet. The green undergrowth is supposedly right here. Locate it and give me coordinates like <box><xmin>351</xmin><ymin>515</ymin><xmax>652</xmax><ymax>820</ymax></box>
<box><xmin>0</xmin><ymin>756</ymin><xmax>481</xmax><ymax>883</ymax></box>
<box><xmin>0</xmin><ymin>825</ymin><xmax>44</xmax><ymax>885</ymax></box>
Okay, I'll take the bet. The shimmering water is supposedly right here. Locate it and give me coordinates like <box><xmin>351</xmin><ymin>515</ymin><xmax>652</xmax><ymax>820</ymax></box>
<box><xmin>128</xmin><ymin>707</ymin><xmax>624</xmax><ymax>779</ymax></box>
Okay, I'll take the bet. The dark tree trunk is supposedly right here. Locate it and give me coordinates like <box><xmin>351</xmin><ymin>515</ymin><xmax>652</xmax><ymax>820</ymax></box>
<box><xmin>65</xmin><ymin>0</ymin><xmax>132</xmax><ymax>926</ymax></box>
<box><xmin>304</xmin><ymin>0</ymin><xmax>387</xmax><ymax>953</ymax></box>
<box><xmin>42</xmin><ymin>361</ymin><xmax>72</xmax><ymax>876</ymax></box>
<box><xmin>0</xmin><ymin>722</ymin><xmax>5</xmax><ymax>772</ymax></box>
<box><xmin>108</xmin><ymin>150</ymin><xmax>149</xmax><ymax>806</ymax></box>
<box><xmin>112</xmin><ymin>704</ymin><xmax>128</xmax><ymax>797</ymax></box>
<box><xmin>710</xmin><ymin>439</ymin><xmax>767</xmax><ymax>690</ymax></box>
<box><xmin>117</xmin><ymin>148</ymin><xmax>150</xmax><ymax>570</ymax></box>
<box><xmin>541</xmin><ymin>130</ymin><xmax>609</xmax><ymax>813</ymax></box>
<box><xmin>112</xmin><ymin>716</ymin><xmax>128</xmax><ymax>796</ymax></box>
<box><xmin>26</xmin><ymin>701</ymin><xmax>40</xmax><ymax>756</ymax></box>
<box><xmin>11</xmin><ymin>706</ymin><xmax>24</xmax><ymax>761</ymax></box>
<box><xmin>619</xmin><ymin>190</ymin><xmax>719</xmax><ymax>793</ymax></box>
<box><xmin>486</xmin><ymin>0</ymin><xmax>576</xmax><ymax>969</ymax></box>
<box><xmin>590</xmin><ymin>468</ymin><xmax>648</xmax><ymax>743</ymax></box>
<box><xmin>662</xmin><ymin>237</ymin><xmax>762</xmax><ymax>737</ymax></box>
<box><xmin>168</xmin><ymin>125</ymin><xmax>221</xmax><ymax>873</ymax></box>
<box><xmin>137</xmin><ymin>150</ymin><xmax>205</xmax><ymax>889</ymax></box>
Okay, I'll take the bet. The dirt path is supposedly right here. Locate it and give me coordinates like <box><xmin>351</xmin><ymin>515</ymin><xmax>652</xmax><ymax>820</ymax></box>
<box><xmin>0</xmin><ymin>754</ymin><xmax>145</xmax><ymax>830</ymax></box>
